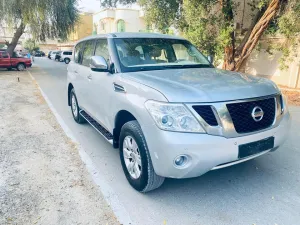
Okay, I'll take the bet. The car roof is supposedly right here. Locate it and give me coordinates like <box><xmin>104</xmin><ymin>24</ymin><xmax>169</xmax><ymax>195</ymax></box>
<box><xmin>78</xmin><ymin>32</ymin><xmax>186</xmax><ymax>44</ymax></box>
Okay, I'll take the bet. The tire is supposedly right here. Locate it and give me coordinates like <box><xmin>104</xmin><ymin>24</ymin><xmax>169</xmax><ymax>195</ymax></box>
<box><xmin>119</xmin><ymin>121</ymin><xmax>165</xmax><ymax>192</ymax></box>
<box><xmin>70</xmin><ymin>89</ymin><xmax>86</xmax><ymax>124</ymax></box>
<box><xmin>16</xmin><ymin>63</ymin><xmax>25</xmax><ymax>71</ymax></box>
<box><xmin>64</xmin><ymin>58</ymin><xmax>70</xmax><ymax>64</ymax></box>
<box><xmin>7</xmin><ymin>68</ymin><xmax>12</xmax><ymax>71</ymax></box>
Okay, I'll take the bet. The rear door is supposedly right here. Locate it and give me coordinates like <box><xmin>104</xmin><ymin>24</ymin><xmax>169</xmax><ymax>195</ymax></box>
<box><xmin>77</xmin><ymin>39</ymin><xmax>96</xmax><ymax>114</ymax></box>
<box><xmin>69</xmin><ymin>42</ymin><xmax>84</xmax><ymax>105</ymax></box>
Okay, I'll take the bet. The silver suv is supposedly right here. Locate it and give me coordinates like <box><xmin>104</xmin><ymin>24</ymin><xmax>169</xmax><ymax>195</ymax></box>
<box><xmin>67</xmin><ymin>33</ymin><xmax>291</xmax><ymax>192</ymax></box>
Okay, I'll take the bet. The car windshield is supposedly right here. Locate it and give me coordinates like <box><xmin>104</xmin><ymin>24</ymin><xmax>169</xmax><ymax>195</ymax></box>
<box><xmin>114</xmin><ymin>38</ymin><xmax>212</xmax><ymax>72</ymax></box>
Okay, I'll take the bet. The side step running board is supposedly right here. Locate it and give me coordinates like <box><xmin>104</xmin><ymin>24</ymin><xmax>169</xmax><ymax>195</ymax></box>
<box><xmin>79</xmin><ymin>110</ymin><xmax>113</xmax><ymax>144</ymax></box>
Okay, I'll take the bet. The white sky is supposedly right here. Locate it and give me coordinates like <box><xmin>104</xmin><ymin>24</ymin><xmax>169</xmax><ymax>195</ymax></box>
<box><xmin>78</xmin><ymin>0</ymin><xmax>101</xmax><ymax>12</ymax></box>
<box><xmin>77</xmin><ymin>0</ymin><xmax>140</xmax><ymax>13</ymax></box>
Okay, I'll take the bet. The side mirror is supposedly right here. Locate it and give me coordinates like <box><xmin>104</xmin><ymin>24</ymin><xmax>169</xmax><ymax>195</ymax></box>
<box><xmin>207</xmin><ymin>55</ymin><xmax>214</xmax><ymax>64</ymax></box>
<box><xmin>90</xmin><ymin>56</ymin><xmax>108</xmax><ymax>72</ymax></box>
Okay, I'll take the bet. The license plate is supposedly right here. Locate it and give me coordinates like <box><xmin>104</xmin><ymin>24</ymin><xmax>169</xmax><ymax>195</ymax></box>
<box><xmin>238</xmin><ymin>137</ymin><xmax>274</xmax><ymax>159</ymax></box>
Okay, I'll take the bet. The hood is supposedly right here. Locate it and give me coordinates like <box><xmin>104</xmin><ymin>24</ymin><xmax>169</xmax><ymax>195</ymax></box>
<box><xmin>122</xmin><ymin>68</ymin><xmax>279</xmax><ymax>102</ymax></box>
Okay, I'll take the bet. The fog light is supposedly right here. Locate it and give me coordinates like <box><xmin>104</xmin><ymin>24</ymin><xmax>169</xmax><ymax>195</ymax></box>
<box><xmin>174</xmin><ymin>155</ymin><xmax>188</xmax><ymax>167</ymax></box>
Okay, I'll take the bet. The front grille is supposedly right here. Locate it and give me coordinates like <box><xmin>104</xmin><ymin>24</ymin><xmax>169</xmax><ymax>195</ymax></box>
<box><xmin>192</xmin><ymin>105</ymin><xmax>218</xmax><ymax>126</ymax></box>
<box><xmin>226</xmin><ymin>97</ymin><xmax>276</xmax><ymax>133</ymax></box>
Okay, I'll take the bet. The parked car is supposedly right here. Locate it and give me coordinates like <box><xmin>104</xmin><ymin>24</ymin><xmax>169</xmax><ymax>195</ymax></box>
<box><xmin>34</xmin><ymin>51</ymin><xmax>45</xmax><ymax>57</ymax></box>
<box><xmin>0</xmin><ymin>50</ymin><xmax>32</xmax><ymax>71</ymax></box>
<box><xmin>67</xmin><ymin>33</ymin><xmax>291</xmax><ymax>192</ymax></box>
<box><xmin>48</xmin><ymin>51</ymin><xmax>52</xmax><ymax>59</ymax></box>
<box><xmin>54</xmin><ymin>51</ymin><xmax>62</xmax><ymax>61</ymax></box>
<box><xmin>59</xmin><ymin>50</ymin><xmax>73</xmax><ymax>64</ymax></box>
<box><xmin>49</xmin><ymin>51</ymin><xmax>58</xmax><ymax>60</ymax></box>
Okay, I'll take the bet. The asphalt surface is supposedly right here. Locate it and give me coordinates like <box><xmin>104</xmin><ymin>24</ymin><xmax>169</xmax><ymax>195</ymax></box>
<box><xmin>30</xmin><ymin>57</ymin><xmax>300</xmax><ymax>225</ymax></box>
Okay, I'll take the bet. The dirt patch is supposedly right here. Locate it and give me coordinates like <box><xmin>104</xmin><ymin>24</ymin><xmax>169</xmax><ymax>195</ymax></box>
<box><xmin>0</xmin><ymin>71</ymin><xmax>119</xmax><ymax>225</ymax></box>
<box><xmin>281</xmin><ymin>90</ymin><xmax>300</xmax><ymax>106</ymax></box>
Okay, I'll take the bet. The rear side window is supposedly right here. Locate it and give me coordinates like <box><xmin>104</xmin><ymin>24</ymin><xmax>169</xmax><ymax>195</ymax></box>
<box><xmin>74</xmin><ymin>43</ymin><xmax>84</xmax><ymax>64</ymax></box>
<box><xmin>95</xmin><ymin>39</ymin><xmax>109</xmax><ymax>63</ymax></box>
<box><xmin>81</xmin><ymin>40</ymin><xmax>95</xmax><ymax>67</ymax></box>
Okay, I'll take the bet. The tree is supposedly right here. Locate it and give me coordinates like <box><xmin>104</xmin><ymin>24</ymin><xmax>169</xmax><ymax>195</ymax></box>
<box><xmin>101</xmin><ymin>0</ymin><xmax>300</xmax><ymax>71</ymax></box>
<box><xmin>23</xmin><ymin>39</ymin><xmax>40</xmax><ymax>53</ymax></box>
<box><xmin>0</xmin><ymin>0</ymin><xmax>80</xmax><ymax>55</ymax></box>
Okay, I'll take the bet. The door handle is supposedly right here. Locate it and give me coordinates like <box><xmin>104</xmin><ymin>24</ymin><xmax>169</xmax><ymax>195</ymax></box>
<box><xmin>87</xmin><ymin>74</ymin><xmax>92</xmax><ymax>80</ymax></box>
<box><xmin>74</xmin><ymin>70</ymin><xmax>78</xmax><ymax>74</ymax></box>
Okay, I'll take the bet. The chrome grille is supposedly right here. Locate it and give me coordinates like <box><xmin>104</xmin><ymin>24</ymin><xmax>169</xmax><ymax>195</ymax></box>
<box><xmin>226</xmin><ymin>97</ymin><xmax>276</xmax><ymax>133</ymax></box>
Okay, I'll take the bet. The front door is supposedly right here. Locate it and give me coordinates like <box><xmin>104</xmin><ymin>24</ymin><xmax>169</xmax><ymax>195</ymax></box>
<box><xmin>88</xmin><ymin>38</ymin><xmax>114</xmax><ymax>131</ymax></box>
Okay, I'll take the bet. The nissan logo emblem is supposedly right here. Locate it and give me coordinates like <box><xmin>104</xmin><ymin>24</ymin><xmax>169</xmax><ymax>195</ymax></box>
<box><xmin>251</xmin><ymin>106</ymin><xmax>264</xmax><ymax>122</ymax></box>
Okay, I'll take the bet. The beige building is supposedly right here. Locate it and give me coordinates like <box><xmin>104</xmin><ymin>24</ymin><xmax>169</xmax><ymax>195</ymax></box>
<box><xmin>93</xmin><ymin>8</ymin><xmax>147</xmax><ymax>34</ymax></box>
<box><xmin>69</xmin><ymin>12</ymin><xmax>93</xmax><ymax>42</ymax></box>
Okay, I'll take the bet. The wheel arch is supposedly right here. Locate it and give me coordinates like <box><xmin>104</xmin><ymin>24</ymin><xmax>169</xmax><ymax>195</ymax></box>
<box><xmin>113</xmin><ymin>110</ymin><xmax>137</xmax><ymax>148</ymax></box>
<box><xmin>17</xmin><ymin>62</ymin><xmax>26</xmax><ymax>69</ymax></box>
<box><xmin>68</xmin><ymin>83</ymin><xmax>74</xmax><ymax>106</ymax></box>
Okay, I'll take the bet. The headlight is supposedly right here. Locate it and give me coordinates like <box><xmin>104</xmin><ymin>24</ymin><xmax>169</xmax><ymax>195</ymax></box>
<box><xmin>280</xmin><ymin>94</ymin><xmax>289</xmax><ymax>114</ymax></box>
<box><xmin>145</xmin><ymin>100</ymin><xmax>206</xmax><ymax>133</ymax></box>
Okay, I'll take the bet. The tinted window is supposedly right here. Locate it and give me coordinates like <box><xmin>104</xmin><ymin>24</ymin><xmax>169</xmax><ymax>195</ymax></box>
<box><xmin>64</xmin><ymin>51</ymin><xmax>72</xmax><ymax>55</ymax></box>
<box><xmin>95</xmin><ymin>39</ymin><xmax>109</xmax><ymax>63</ymax></box>
<box><xmin>82</xmin><ymin>40</ymin><xmax>95</xmax><ymax>67</ymax></box>
<box><xmin>0</xmin><ymin>52</ymin><xmax>9</xmax><ymax>58</ymax></box>
<box><xmin>114</xmin><ymin>38</ymin><xmax>211</xmax><ymax>72</ymax></box>
<box><xmin>74</xmin><ymin>43</ymin><xmax>84</xmax><ymax>63</ymax></box>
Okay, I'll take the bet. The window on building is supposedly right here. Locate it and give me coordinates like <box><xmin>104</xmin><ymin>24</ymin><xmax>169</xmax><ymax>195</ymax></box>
<box><xmin>100</xmin><ymin>21</ymin><xmax>106</xmax><ymax>31</ymax></box>
<box><xmin>117</xmin><ymin>20</ymin><xmax>126</xmax><ymax>32</ymax></box>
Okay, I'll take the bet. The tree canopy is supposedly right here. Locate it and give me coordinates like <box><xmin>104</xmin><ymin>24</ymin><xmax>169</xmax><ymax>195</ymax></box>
<box><xmin>0</xmin><ymin>0</ymin><xmax>80</xmax><ymax>55</ymax></box>
<box><xmin>23</xmin><ymin>38</ymin><xmax>40</xmax><ymax>53</ymax></box>
<box><xmin>101</xmin><ymin>0</ymin><xmax>300</xmax><ymax>71</ymax></box>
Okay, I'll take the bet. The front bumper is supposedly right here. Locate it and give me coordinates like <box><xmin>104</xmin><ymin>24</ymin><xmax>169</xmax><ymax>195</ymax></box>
<box><xmin>143</xmin><ymin>112</ymin><xmax>291</xmax><ymax>179</ymax></box>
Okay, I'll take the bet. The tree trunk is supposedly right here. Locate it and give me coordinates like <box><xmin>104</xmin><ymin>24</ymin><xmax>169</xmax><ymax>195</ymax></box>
<box><xmin>234</xmin><ymin>0</ymin><xmax>281</xmax><ymax>71</ymax></box>
<box><xmin>6</xmin><ymin>22</ymin><xmax>25</xmax><ymax>56</ymax></box>
<box><xmin>221</xmin><ymin>0</ymin><xmax>236</xmax><ymax>71</ymax></box>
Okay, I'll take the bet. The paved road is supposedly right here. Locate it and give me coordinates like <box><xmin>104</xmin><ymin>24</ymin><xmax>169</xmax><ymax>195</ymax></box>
<box><xmin>31</xmin><ymin>58</ymin><xmax>300</xmax><ymax>225</ymax></box>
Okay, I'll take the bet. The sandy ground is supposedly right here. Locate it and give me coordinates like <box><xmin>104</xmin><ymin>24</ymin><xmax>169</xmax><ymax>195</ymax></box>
<box><xmin>0</xmin><ymin>70</ymin><xmax>119</xmax><ymax>225</ymax></box>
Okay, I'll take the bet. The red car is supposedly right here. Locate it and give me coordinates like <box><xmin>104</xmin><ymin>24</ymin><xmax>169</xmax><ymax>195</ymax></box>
<box><xmin>0</xmin><ymin>51</ymin><xmax>32</xmax><ymax>71</ymax></box>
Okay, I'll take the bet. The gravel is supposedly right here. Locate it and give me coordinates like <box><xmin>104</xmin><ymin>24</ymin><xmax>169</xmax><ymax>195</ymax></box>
<box><xmin>0</xmin><ymin>70</ymin><xmax>119</xmax><ymax>225</ymax></box>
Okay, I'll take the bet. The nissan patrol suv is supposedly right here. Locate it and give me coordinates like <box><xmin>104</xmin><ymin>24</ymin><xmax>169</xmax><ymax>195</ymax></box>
<box><xmin>67</xmin><ymin>33</ymin><xmax>290</xmax><ymax>192</ymax></box>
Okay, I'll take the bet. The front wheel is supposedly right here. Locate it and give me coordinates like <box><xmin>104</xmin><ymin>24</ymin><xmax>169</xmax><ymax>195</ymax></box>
<box><xmin>119</xmin><ymin>121</ymin><xmax>165</xmax><ymax>192</ymax></box>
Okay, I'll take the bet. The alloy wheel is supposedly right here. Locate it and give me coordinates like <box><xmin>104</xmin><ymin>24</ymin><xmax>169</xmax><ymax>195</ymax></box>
<box><xmin>123</xmin><ymin>136</ymin><xmax>142</xmax><ymax>179</ymax></box>
<box><xmin>71</xmin><ymin>94</ymin><xmax>78</xmax><ymax>118</ymax></box>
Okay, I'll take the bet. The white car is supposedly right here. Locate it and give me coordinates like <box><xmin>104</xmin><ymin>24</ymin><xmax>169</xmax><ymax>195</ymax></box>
<box><xmin>50</xmin><ymin>51</ymin><xmax>58</xmax><ymax>60</ymax></box>
<box><xmin>67</xmin><ymin>33</ymin><xmax>291</xmax><ymax>192</ymax></box>
<box><xmin>59</xmin><ymin>51</ymin><xmax>73</xmax><ymax>64</ymax></box>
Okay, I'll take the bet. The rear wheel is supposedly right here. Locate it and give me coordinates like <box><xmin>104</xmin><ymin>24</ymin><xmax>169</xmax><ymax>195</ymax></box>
<box><xmin>16</xmin><ymin>63</ymin><xmax>25</xmax><ymax>71</ymax></box>
<box><xmin>70</xmin><ymin>89</ymin><xmax>86</xmax><ymax>124</ymax></box>
<box><xmin>64</xmin><ymin>58</ymin><xmax>70</xmax><ymax>64</ymax></box>
<box><xmin>119</xmin><ymin>121</ymin><xmax>165</xmax><ymax>192</ymax></box>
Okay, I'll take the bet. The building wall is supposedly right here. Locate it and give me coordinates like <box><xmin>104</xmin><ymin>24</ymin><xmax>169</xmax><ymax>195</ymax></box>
<box><xmin>244</xmin><ymin>38</ymin><xmax>300</xmax><ymax>89</ymax></box>
<box><xmin>69</xmin><ymin>13</ymin><xmax>93</xmax><ymax>42</ymax></box>
<box><xmin>93</xmin><ymin>9</ymin><xmax>146</xmax><ymax>34</ymax></box>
